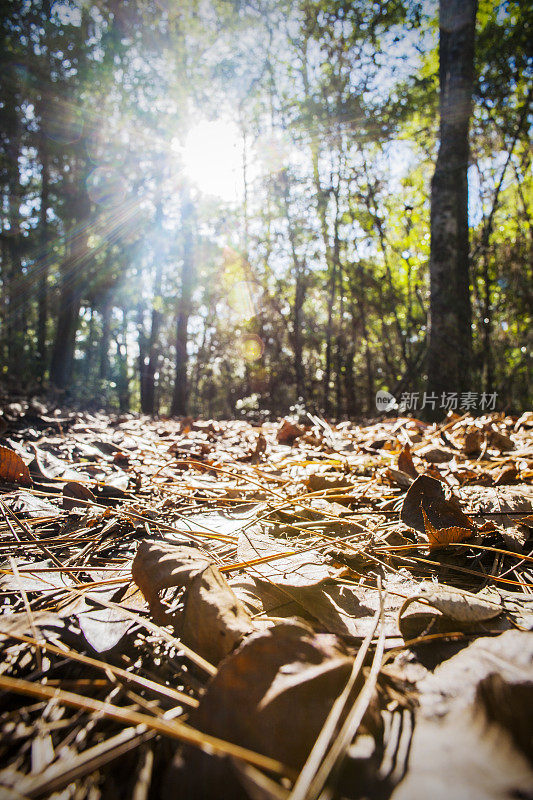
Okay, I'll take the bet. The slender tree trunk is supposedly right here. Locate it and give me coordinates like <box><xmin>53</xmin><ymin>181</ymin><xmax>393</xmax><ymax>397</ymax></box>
<box><xmin>116</xmin><ymin>310</ymin><xmax>130</xmax><ymax>413</ymax></box>
<box><xmin>99</xmin><ymin>299</ymin><xmax>112</xmax><ymax>383</ymax></box>
<box><xmin>171</xmin><ymin>191</ymin><xmax>195</xmax><ymax>416</ymax></box>
<box><xmin>82</xmin><ymin>307</ymin><xmax>95</xmax><ymax>383</ymax></box>
<box><xmin>427</xmin><ymin>0</ymin><xmax>477</xmax><ymax>405</ymax></box>
<box><xmin>323</xmin><ymin>207</ymin><xmax>340</xmax><ymax>417</ymax></box>
<box><xmin>49</xmin><ymin>7</ymin><xmax>91</xmax><ymax>393</ymax></box>
<box><xmin>36</xmin><ymin>127</ymin><xmax>50</xmax><ymax>380</ymax></box>
<box><xmin>335</xmin><ymin>260</ymin><xmax>344</xmax><ymax>418</ymax></box>
<box><xmin>6</xmin><ymin>125</ymin><xmax>25</xmax><ymax>381</ymax></box>
<box><xmin>141</xmin><ymin>201</ymin><xmax>164</xmax><ymax>414</ymax></box>
<box><xmin>280</xmin><ymin>170</ymin><xmax>306</xmax><ymax>401</ymax></box>
<box><xmin>293</xmin><ymin>272</ymin><xmax>305</xmax><ymax>401</ymax></box>
<box><xmin>136</xmin><ymin>303</ymin><xmax>147</xmax><ymax>410</ymax></box>
<box><xmin>49</xmin><ymin>159</ymin><xmax>91</xmax><ymax>390</ymax></box>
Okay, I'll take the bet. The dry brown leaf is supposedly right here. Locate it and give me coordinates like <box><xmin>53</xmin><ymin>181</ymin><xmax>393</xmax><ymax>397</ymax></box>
<box><xmin>417</xmin><ymin>446</ymin><xmax>454</xmax><ymax>463</ymax></box>
<box><xmin>488</xmin><ymin>427</ymin><xmax>515</xmax><ymax>452</ymax></box>
<box><xmin>305</xmin><ymin>473</ymin><xmax>353</xmax><ymax>492</ymax></box>
<box><xmin>463</xmin><ymin>429</ymin><xmax>483</xmax><ymax>454</ymax></box>
<box><xmin>62</xmin><ymin>480</ymin><xmax>96</xmax><ymax>510</ymax></box>
<box><xmin>493</xmin><ymin>464</ymin><xmax>518</xmax><ymax>485</ymax></box>
<box><xmin>132</xmin><ymin>540</ymin><xmax>255</xmax><ymax>663</ymax></box>
<box><xmin>0</xmin><ymin>446</ymin><xmax>32</xmax><ymax>487</ymax></box>
<box><xmin>237</xmin><ymin>526</ymin><xmax>332</xmax><ymax>586</ymax></box>
<box><xmin>399</xmin><ymin>583</ymin><xmax>502</xmax><ymax>637</ymax></box>
<box><xmin>401</xmin><ymin>475</ymin><xmax>475</xmax><ymax>544</ymax></box>
<box><xmin>277</xmin><ymin>419</ymin><xmax>304</xmax><ymax>444</ymax></box>
<box><xmin>421</xmin><ymin>506</ymin><xmax>474</xmax><ymax>549</ymax></box>
<box><xmin>397</xmin><ymin>443</ymin><xmax>418</xmax><ymax>478</ymax></box>
<box><xmin>460</xmin><ymin>485</ymin><xmax>533</xmax><ymax>552</ymax></box>
<box><xmin>188</xmin><ymin>623</ymin><xmax>373</xmax><ymax>769</ymax></box>
<box><xmin>383</xmin><ymin>467</ymin><xmax>414</xmax><ymax>488</ymax></box>
<box><xmin>391</xmin><ymin>631</ymin><xmax>533</xmax><ymax>800</ymax></box>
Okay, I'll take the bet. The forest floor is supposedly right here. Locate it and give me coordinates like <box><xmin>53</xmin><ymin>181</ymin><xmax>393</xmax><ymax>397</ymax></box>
<box><xmin>0</xmin><ymin>403</ymin><xmax>532</xmax><ymax>800</ymax></box>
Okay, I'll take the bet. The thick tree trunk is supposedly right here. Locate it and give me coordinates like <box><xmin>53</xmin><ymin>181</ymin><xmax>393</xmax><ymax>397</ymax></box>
<box><xmin>427</xmin><ymin>0</ymin><xmax>477</xmax><ymax>404</ymax></box>
<box><xmin>170</xmin><ymin>192</ymin><xmax>195</xmax><ymax>417</ymax></box>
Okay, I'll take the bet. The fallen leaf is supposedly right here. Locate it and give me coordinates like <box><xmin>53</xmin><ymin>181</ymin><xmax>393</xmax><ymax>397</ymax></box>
<box><xmin>132</xmin><ymin>540</ymin><xmax>255</xmax><ymax>663</ymax></box>
<box><xmin>459</xmin><ymin>485</ymin><xmax>533</xmax><ymax>551</ymax></box>
<box><xmin>493</xmin><ymin>464</ymin><xmax>518</xmax><ymax>485</ymax></box>
<box><xmin>277</xmin><ymin>419</ymin><xmax>304</xmax><ymax>444</ymax></box>
<box><xmin>488</xmin><ymin>426</ymin><xmax>515</xmax><ymax>452</ymax></box>
<box><xmin>384</xmin><ymin>467</ymin><xmax>414</xmax><ymax>489</ymax></box>
<box><xmin>391</xmin><ymin>631</ymin><xmax>533</xmax><ymax>800</ymax></box>
<box><xmin>399</xmin><ymin>582</ymin><xmax>502</xmax><ymax>639</ymax></box>
<box><xmin>0</xmin><ymin>446</ymin><xmax>32</xmax><ymax>487</ymax></box>
<box><xmin>417</xmin><ymin>446</ymin><xmax>454</xmax><ymax>463</ymax></box>
<box><xmin>401</xmin><ymin>475</ymin><xmax>475</xmax><ymax>545</ymax></box>
<box><xmin>62</xmin><ymin>481</ymin><xmax>97</xmax><ymax>510</ymax></box>
<box><xmin>421</xmin><ymin>506</ymin><xmax>474</xmax><ymax>549</ymax></box>
<box><xmin>463</xmin><ymin>429</ymin><xmax>483</xmax><ymax>455</ymax></box>
<box><xmin>188</xmin><ymin>622</ymin><xmax>366</xmax><ymax>769</ymax></box>
<box><xmin>305</xmin><ymin>473</ymin><xmax>353</xmax><ymax>492</ymax></box>
<box><xmin>5</xmin><ymin>491</ymin><xmax>60</xmax><ymax>519</ymax></box>
<box><xmin>237</xmin><ymin>526</ymin><xmax>332</xmax><ymax>586</ymax></box>
<box><xmin>397</xmin><ymin>444</ymin><xmax>417</xmax><ymax>478</ymax></box>
<box><xmin>76</xmin><ymin>592</ymin><xmax>135</xmax><ymax>653</ymax></box>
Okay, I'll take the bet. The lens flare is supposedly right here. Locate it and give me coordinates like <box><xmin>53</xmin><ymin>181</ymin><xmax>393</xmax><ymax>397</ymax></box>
<box><xmin>44</xmin><ymin>99</ymin><xmax>83</xmax><ymax>144</ymax></box>
<box><xmin>240</xmin><ymin>334</ymin><xmax>264</xmax><ymax>362</ymax></box>
<box><xmin>227</xmin><ymin>280</ymin><xmax>257</xmax><ymax>320</ymax></box>
<box><xmin>87</xmin><ymin>167</ymin><xmax>126</xmax><ymax>207</ymax></box>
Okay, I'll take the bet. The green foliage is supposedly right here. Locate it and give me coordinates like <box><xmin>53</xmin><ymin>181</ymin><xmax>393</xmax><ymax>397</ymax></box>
<box><xmin>0</xmin><ymin>0</ymin><xmax>530</xmax><ymax>415</ymax></box>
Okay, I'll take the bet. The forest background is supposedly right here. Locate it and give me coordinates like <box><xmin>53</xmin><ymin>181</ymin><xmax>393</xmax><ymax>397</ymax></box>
<box><xmin>0</xmin><ymin>0</ymin><xmax>531</xmax><ymax>419</ymax></box>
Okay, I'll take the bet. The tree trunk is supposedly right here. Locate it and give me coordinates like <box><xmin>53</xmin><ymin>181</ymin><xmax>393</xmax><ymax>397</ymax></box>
<box><xmin>116</xmin><ymin>310</ymin><xmax>130</xmax><ymax>413</ymax></box>
<box><xmin>281</xmin><ymin>170</ymin><xmax>306</xmax><ymax>402</ymax></box>
<box><xmin>99</xmin><ymin>299</ymin><xmax>112</xmax><ymax>383</ymax></box>
<box><xmin>36</xmin><ymin>126</ymin><xmax>50</xmax><ymax>380</ymax></box>
<box><xmin>49</xmin><ymin>160</ymin><xmax>91</xmax><ymax>390</ymax></box>
<box><xmin>5</xmin><ymin>120</ymin><xmax>25</xmax><ymax>381</ymax></box>
<box><xmin>170</xmin><ymin>191</ymin><xmax>195</xmax><ymax>417</ymax></box>
<box><xmin>140</xmin><ymin>201</ymin><xmax>164</xmax><ymax>414</ymax></box>
<box><xmin>427</xmin><ymin>0</ymin><xmax>477</xmax><ymax>405</ymax></box>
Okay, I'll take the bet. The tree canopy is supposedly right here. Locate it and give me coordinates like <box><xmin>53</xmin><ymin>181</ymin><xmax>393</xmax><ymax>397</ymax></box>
<box><xmin>0</xmin><ymin>0</ymin><xmax>531</xmax><ymax>417</ymax></box>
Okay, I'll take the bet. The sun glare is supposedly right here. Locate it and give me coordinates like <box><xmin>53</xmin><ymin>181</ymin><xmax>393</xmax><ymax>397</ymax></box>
<box><xmin>177</xmin><ymin>119</ymin><xmax>244</xmax><ymax>202</ymax></box>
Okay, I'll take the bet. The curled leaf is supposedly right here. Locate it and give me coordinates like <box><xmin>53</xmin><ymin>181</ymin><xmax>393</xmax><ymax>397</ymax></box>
<box><xmin>421</xmin><ymin>506</ymin><xmax>474</xmax><ymax>549</ymax></box>
<box><xmin>0</xmin><ymin>446</ymin><xmax>32</xmax><ymax>487</ymax></box>
<box><xmin>401</xmin><ymin>475</ymin><xmax>475</xmax><ymax>547</ymax></box>
<box><xmin>399</xmin><ymin>583</ymin><xmax>502</xmax><ymax>630</ymax></box>
<box><xmin>132</xmin><ymin>540</ymin><xmax>255</xmax><ymax>663</ymax></box>
<box><xmin>62</xmin><ymin>481</ymin><xmax>96</xmax><ymax>510</ymax></box>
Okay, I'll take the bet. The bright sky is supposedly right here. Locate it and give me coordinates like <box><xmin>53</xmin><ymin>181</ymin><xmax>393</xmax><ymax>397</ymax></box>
<box><xmin>178</xmin><ymin>119</ymin><xmax>244</xmax><ymax>203</ymax></box>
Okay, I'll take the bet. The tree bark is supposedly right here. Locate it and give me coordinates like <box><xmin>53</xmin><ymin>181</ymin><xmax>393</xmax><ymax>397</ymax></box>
<box><xmin>427</xmin><ymin>0</ymin><xmax>477</xmax><ymax>405</ymax></box>
<box><xmin>49</xmin><ymin>157</ymin><xmax>91</xmax><ymax>390</ymax></box>
<box><xmin>170</xmin><ymin>191</ymin><xmax>195</xmax><ymax>417</ymax></box>
<box><xmin>99</xmin><ymin>299</ymin><xmax>112</xmax><ymax>383</ymax></box>
<box><xmin>36</xmin><ymin>126</ymin><xmax>50</xmax><ymax>380</ymax></box>
<box><xmin>140</xmin><ymin>201</ymin><xmax>164</xmax><ymax>414</ymax></box>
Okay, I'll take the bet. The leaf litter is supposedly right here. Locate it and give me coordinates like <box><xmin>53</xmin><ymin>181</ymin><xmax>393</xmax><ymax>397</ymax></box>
<box><xmin>0</xmin><ymin>407</ymin><xmax>532</xmax><ymax>799</ymax></box>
